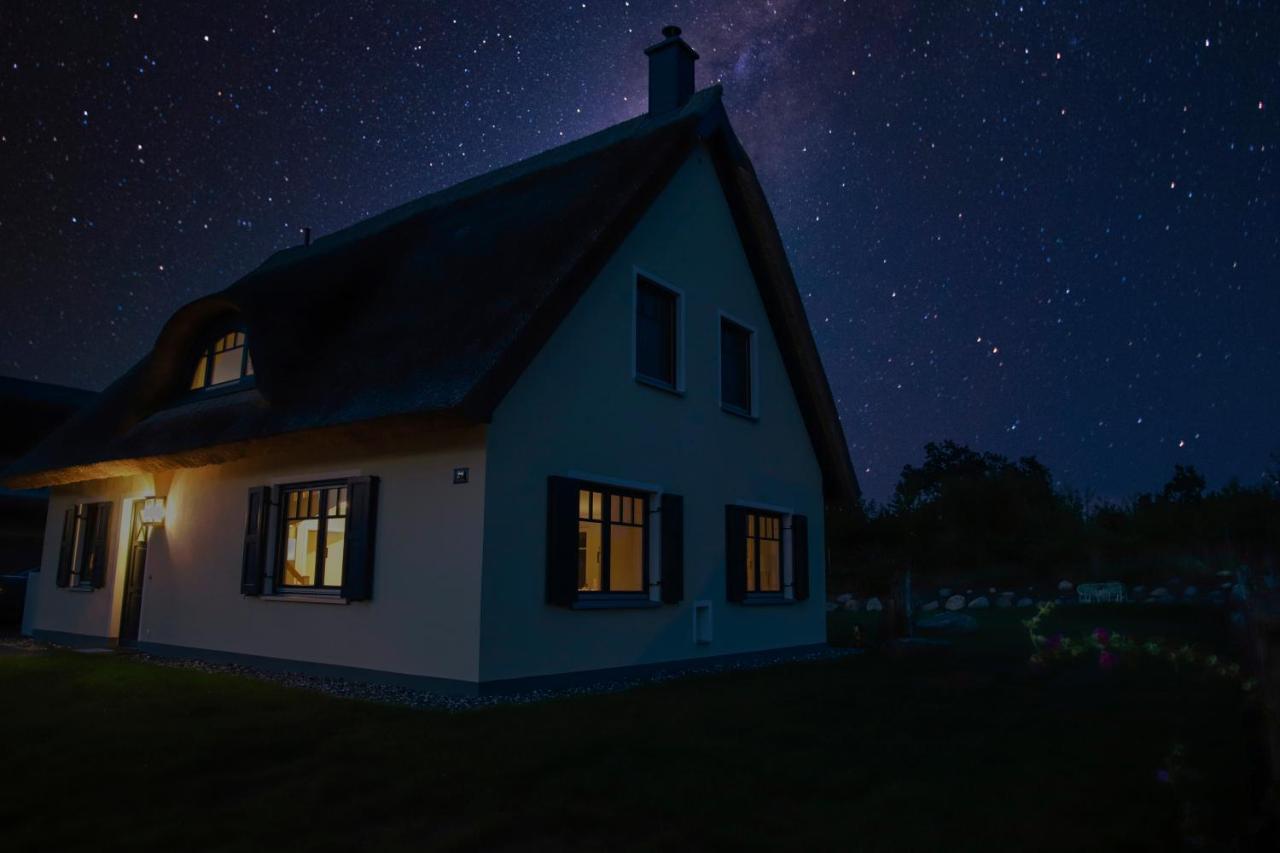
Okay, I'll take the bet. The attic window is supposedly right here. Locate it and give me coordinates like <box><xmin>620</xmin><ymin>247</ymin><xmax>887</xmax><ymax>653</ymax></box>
<box><xmin>190</xmin><ymin>330</ymin><xmax>254</xmax><ymax>390</ymax></box>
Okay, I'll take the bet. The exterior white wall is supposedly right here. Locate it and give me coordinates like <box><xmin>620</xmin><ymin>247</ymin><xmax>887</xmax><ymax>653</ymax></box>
<box><xmin>479</xmin><ymin>145</ymin><xmax>828</xmax><ymax>682</ymax></box>
<box><xmin>26</xmin><ymin>429</ymin><xmax>489</xmax><ymax>683</ymax></box>
<box><xmin>24</xmin><ymin>475</ymin><xmax>151</xmax><ymax>641</ymax></box>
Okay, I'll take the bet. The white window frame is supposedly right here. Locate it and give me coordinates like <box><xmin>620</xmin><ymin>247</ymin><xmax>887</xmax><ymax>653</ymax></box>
<box><xmin>632</xmin><ymin>268</ymin><xmax>686</xmax><ymax>394</ymax></box>
<box><xmin>717</xmin><ymin>310</ymin><xmax>759</xmax><ymax>419</ymax></box>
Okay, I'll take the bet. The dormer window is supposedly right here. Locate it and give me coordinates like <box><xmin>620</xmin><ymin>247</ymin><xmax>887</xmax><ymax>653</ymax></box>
<box><xmin>190</xmin><ymin>330</ymin><xmax>254</xmax><ymax>391</ymax></box>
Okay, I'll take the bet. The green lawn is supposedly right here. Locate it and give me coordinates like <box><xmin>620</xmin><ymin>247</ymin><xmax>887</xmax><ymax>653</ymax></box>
<box><xmin>0</xmin><ymin>606</ymin><xmax>1261</xmax><ymax>852</ymax></box>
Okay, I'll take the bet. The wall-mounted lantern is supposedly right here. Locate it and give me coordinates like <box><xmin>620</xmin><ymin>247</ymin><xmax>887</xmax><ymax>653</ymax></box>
<box><xmin>140</xmin><ymin>496</ymin><xmax>167</xmax><ymax>527</ymax></box>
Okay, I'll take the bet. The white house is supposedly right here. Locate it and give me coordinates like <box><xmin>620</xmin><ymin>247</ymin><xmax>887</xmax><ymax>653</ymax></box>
<box><xmin>5</xmin><ymin>28</ymin><xmax>859</xmax><ymax>693</ymax></box>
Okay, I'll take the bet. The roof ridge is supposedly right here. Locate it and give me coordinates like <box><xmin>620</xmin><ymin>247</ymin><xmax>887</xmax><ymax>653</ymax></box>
<box><xmin>255</xmin><ymin>86</ymin><xmax>724</xmax><ymax>274</ymax></box>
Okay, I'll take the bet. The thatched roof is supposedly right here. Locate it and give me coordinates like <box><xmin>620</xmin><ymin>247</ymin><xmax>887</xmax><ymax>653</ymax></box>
<box><xmin>3</xmin><ymin>88</ymin><xmax>859</xmax><ymax>504</ymax></box>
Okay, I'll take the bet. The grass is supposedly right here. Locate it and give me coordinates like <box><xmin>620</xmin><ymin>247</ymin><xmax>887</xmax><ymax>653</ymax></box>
<box><xmin>0</xmin><ymin>605</ymin><xmax>1263</xmax><ymax>852</ymax></box>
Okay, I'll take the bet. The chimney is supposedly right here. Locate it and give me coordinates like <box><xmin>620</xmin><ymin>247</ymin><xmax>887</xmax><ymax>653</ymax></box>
<box><xmin>644</xmin><ymin>25</ymin><xmax>698</xmax><ymax>114</ymax></box>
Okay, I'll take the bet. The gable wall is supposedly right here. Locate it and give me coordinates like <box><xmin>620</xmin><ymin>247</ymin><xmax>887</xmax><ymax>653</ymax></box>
<box><xmin>479</xmin><ymin>145</ymin><xmax>828</xmax><ymax>682</ymax></box>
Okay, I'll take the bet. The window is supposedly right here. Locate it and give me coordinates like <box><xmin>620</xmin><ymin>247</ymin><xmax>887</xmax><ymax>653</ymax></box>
<box><xmin>635</xmin><ymin>277</ymin><xmax>679</xmax><ymax>389</ymax></box>
<box><xmin>720</xmin><ymin>318</ymin><xmax>753</xmax><ymax>415</ymax></box>
<box><xmin>546</xmin><ymin>476</ymin><xmax>684</xmax><ymax>608</ymax></box>
<box><xmin>55</xmin><ymin>502</ymin><xmax>113</xmax><ymax>590</ymax></box>
<box><xmin>576</xmin><ymin>486</ymin><xmax>647</xmax><ymax>594</ymax></box>
<box><xmin>744</xmin><ymin>511</ymin><xmax>782</xmax><ymax>594</ymax></box>
<box><xmin>240</xmin><ymin>477</ymin><xmax>379</xmax><ymax>601</ymax></box>
<box><xmin>724</xmin><ymin>506</ymin><xmax>810</xmax><ymax>604</ymax></box>
<box><xmin>278</xmin><ymin>483</ymin><xmax>349</xmax><ymax>591</ymax></box>
<box><xmin>190</xmin><ymin>330</ymin><xmax>254</xmax><ymax>391</ymax></box>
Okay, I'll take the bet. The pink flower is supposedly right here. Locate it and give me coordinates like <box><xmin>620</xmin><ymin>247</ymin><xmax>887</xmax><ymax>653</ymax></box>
<box><xmin>1092</xmin><ymin>627</ymin><xmax>1112</xmax><ymax>646</ymax></box>
<box><xmin>1044</xmin><ymin>632</ymin><xmax>1063</xmax><ymax>651</ymax></box>
<box><xmin>1099</xmin><ymin>650</ymin><xmax>1117</xmax><ymax>670</ymax></box>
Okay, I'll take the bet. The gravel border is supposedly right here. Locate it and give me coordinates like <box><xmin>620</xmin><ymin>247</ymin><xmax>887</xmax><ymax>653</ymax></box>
<box><xmin>125</xmin><ymin>645</ymin><xmax>862</xmax><ymax>711</ymax></box>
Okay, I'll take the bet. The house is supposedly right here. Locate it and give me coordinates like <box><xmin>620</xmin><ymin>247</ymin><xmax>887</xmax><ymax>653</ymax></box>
<box><xmin>0</xmin><ymin>377</ymin><xmax>94</xmax><ymax>625</ymax></box>
<box><xmin>4</xmin><ymin>27</ymin><xmax>858</xmax><ymax>692</ymax></box>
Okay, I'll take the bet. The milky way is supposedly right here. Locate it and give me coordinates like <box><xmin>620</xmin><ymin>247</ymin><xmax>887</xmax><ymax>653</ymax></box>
<box><xmin>1</xmin><ymin>1</ymin><xmax>1276</xmax><ymax>500</ymax></box>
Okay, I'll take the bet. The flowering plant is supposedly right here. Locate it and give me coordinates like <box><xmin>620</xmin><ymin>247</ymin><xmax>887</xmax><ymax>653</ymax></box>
<box><xmin>1023</xmin><ymin>602</ymin><xmax>1256</xmax><ymax>690</ymax></box>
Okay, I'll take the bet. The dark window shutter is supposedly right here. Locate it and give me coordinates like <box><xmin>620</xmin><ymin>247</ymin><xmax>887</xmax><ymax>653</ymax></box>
<box><xmin>659</xmin><ymin>493</ymin><xmax>684</xmax><ymax>604</ymax></box>
<box><xmin>791</xmin><ymin>514</ymin><xmax>810</xmax><ymax>601</ymax></box>
<box><xmin>340</xmin><ymin>476</ymin><xmax>379</xmax><ymax>601</ymax></box>
<box><xmin>240</xmin><ymin>486</ymin><xmax>270</xmax><ymax>596</ymax></box>
<box><xmin>87</xmin><ymin>503</ymin><xmax>111</xmax><ymax>588</ymax></box>
<box><xmin>55</xmin><ymin>507</ymin><xmax>76</xmax><ymax>587</ymax></box>
<box><xmin>725</xmin><ymin>505</ymin><xmax>748</xmax><ymax>602</ymax></box>
<box><xmin>546</xmin><ymin>476</ymin><xmax>580</xmax><ymax>606</ymax></box>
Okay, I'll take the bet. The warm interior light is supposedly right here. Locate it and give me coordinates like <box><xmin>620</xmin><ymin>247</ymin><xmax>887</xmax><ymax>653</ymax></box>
<box><xmin>140</xmin><ymin>497</ymin><xmax>166</xmax><ymax>526</ymax></box>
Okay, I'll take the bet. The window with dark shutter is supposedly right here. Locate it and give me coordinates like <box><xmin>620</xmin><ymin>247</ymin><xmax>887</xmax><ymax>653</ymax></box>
<box><xmin>725</xmin><ymin>506</ymin><xmax>748</xmax><ymax>602</ymax></box>
<box><xmin>546</xmin><ymin>476</ymin><xmax>580</xmax><ymax>606</ymax></box>
<box><xmin>86</xmin><ymin>502</ymin><xmax>111</xmax><ymax>588</ymax></box>
<box><xmin>340</xmin><ymin>476</ymin><xmax>379</xmax><ymax>601</ymax></box>
<box><xmin>55</xmin><ymin>507</ymin><xmax>76</xmax><ymax>588</ymax></box>
<box><xmin>659</xmin><ymin>494</ymin><xmax>684</xmax><ymax>604</ymax></box>
<box><xmin>635</xmin><ymin>277</ymin><xmax>678</xmax><ymax>388</ymax></box>
<box><xmin>241</xmin><ymin>486</ymin><xmax>270</xmax><ymax>596</ymax></box>
<box><xmin>55</xmin><ymin>502</ymin><xmax>113</xmax><ymax>590</ymax></box>
<box><xmin>720</xmin><ymin>318</ymin><xmax>753</xmax><ymax>415</ymax></box>
<box><xmin>791</xmin><ymin>514</ymin><xmax>810</xmax><ymax>600</ymax></box>
<box><xmin>547</xmin><ymin>476</ymin><xmax>669</xmax><ymax>608</ymax></box>
<box><xmin>727</xmin><ymin>505</ymin><xmax>807</xmax><ymax>604</ymax></box>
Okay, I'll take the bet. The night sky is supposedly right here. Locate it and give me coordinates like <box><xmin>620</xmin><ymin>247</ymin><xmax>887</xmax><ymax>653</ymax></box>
<box><xmin>1</xmin><ymin>2</ymin><xmax>1276</xmax><ymax>501</ymax></box>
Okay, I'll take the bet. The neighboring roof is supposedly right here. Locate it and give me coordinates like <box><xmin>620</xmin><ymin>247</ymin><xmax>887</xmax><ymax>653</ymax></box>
<box><xmin>3</xmin><ymin>87</ymin><xmax>859</xmax><ymax>504</ymax></box>
<box><xmin>0</xmin><ymin>376</ymin><xmax>94</xmax><ymax>465</ymax></box>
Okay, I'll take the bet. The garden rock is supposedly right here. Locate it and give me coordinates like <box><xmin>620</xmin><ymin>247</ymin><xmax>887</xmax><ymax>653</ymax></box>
<box><xmin>917</xmin><ymin>612</ymin><xmax>978</xmax><ymax>635</ymax></box>
<box><xmin>1183</xmin><ymin>585</ymin><xmax>1198</xmax><ymax>599</ymax></box>
<box><xmin>1132</xmin><ymin>585</ymin><xmax>1146</xmax><ymax>597</ymax></box>
<box><xmin>1148</xmin><ymin>587</ymin><xmax>1174</xmax><ymax>604</ymax></box>
<box><xmin>864</xmin><ymin>597</ymin><xmax>883</xmax><ymax>612</ymax></box>
<box><xmin>944</xmin><ymin>594</ymin><xmax>967</xmax><ymax>611</ymax></box>
<box><xmin>920</xmin><ymin>601</ymin><xmax>940</xmax><ymax>612</ymax></box>
<box><xmin>1016</xmin><ymin>597</ymin><xmax>1034</xmax><ymax>607</ymax></box>
<box><xmin>938</xmin><ymin>587</ymin><xmax>952</xmax><ymax>597</ymax></box>
<box><xmin>1057</xmin><ymin>579</ymin><xmax>1074</xmax><ymax>593</ymax></box>
<box><xmin>836</xmin><ymin>593</ymin><xmax>853</xmax><ymax>604</ymax></box>
<box><xmin>842</xmin><ymin>598</ymin><xmax>861</xmax><ymax>612</ymax></box>
<box><xmin>967</xmin><ymin>596</ymin><xmax>990</xmax><ymax>609</ymax></box>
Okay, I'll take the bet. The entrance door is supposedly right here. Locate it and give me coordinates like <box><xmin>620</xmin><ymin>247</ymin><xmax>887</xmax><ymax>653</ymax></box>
<box><xmin>119</xmin><ymin>502</ymin><xmax>150</xmax><ymax>645</ymax></box>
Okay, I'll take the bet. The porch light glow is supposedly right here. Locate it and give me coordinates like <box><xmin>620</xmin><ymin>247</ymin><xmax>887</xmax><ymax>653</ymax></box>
<box><xmin>140</xmin><ymin>497</ymin><xmax>166</xmax><ymax>526</ymax></box>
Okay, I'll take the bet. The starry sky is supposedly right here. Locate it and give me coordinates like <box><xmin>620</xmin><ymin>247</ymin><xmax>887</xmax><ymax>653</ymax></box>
<box><xmin>1</xmin><ymin>1</ymin><xmax>1276</xmax><ymax>501</ymax></box>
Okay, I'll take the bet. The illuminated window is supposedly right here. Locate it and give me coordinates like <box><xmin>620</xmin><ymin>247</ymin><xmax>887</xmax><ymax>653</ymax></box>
<box><xmin>54</xmin><ymin>502</ymin><xmax>113</xmax><ymax>590</ymax></box>
<box><xmin>279</xmin><ymin>483</ymin><xmax>349</xmax><ymax>591</ymax></box>
<box><xmin>720</xmin><ymin>318</ymin><xmax>753</xmax><ymax>415</ymax></box>
<box><xmin>576</xmin><ymin>486</ymin><xmax>647</xmax><ymax>594</ymax></box>
<box><xmin>744</xmin><ymin>511</ymin><xmax>782</xmax><ymax>594</ymax></box>
<box><xmin>636</xmin><ymin>276</ymin><xmax>680</xmax><ymax>389</ymax></box>
<box><xmin>190</xmin><ymin>330</ymin><xmax>254</xmax><ymax>391</ymax></box>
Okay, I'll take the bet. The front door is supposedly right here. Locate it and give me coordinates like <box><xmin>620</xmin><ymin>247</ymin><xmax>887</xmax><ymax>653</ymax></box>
<box><xmin>119</xmin><ymin>502</ymin><xmax>150</xmax><ymax>645</ymax></box>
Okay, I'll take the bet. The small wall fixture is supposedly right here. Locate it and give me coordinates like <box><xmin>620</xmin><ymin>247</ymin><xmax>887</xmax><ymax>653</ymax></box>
<box><xmin>140</xmin><ymin>497</ymin><xmax>166</xmax><ymax>526</ymax></box>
